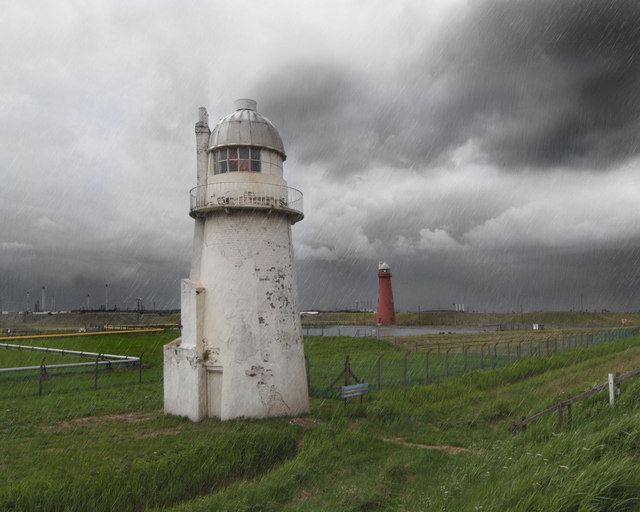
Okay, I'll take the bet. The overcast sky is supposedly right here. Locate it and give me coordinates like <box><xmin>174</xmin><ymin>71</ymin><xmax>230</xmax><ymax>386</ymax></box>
<box><xmin>1</xmin><ymin>0</ymin><xmax>640</xmax><ymax>313</ymax></box>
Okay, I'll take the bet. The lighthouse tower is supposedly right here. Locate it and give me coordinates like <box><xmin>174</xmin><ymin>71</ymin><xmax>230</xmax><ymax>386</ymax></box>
<box><xmin>164</xmin><ymin>99</ymin><xmax>309</xmax><ymax>421</ymax></box>
<box><xmin>376</xmin><ymin>261</ymin><xmax>396</xmax><ymax>325</ymax></box>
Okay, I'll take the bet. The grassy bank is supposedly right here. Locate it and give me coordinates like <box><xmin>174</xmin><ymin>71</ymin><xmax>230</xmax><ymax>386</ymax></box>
<box><xmin>2</xmin><ymin>309</ymin><xmax>635</xmax><ymax>331</ymax></box>
<box><xmin>3</xmin><ymin>331</ymin><xmax>640</xmax><ymax>510</ymax></box>
<box><xmin>301</xmin><ymin>310</ymin><xmax>640</xmax><ymax>328</ymax></box>
<box><xmin>0</xmin><ymin>311</ymin><xmax>180</xmax><ymax>331</ymax></box>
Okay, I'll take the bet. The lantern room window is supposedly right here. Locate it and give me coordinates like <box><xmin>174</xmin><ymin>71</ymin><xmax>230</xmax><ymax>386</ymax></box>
<box><xmin>213</xmin><ymin>147</ymin><xmax>261</xmax><ymax>174</ymax></box>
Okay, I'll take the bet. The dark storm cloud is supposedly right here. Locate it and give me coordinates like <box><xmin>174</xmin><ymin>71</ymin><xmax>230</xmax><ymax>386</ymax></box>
<box><xmin>259</xmin><ymin>0</ymin><xmax>640</xmax><ymax>175</ymax></box>
<box><xmin>260</xmin><ymin>64</ymin><xmax>368</xmax><ymax>173</ymax></box>
<box><xmin>259</xmin><ymin>62</ymin><xmax>445</xmax><ymax>177</ymax></box>
<box><xmin>2</xmin><ymin>0</ymin><xmax>639</xmax><ymax>313</ymax></box>
<box><xmin>0</xmin><ymin>234</ymin><xmax>189</xmax><ymax>311</ymax></box>
<box><xmin>462</xmin><ymin>0</ymin><xmax>640</xmax><ymax>168</ymax></box>
<box><xmin>296</xmin><ymin>239</ymin><xmax>640</xmax><ymax>313</ymax></box>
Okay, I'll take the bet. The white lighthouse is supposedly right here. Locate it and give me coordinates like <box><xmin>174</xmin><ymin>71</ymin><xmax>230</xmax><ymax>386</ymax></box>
<box><xmin>164</xmin><ymin>99</ymin><xmax>309</xmax><ymax>421</ymax></box>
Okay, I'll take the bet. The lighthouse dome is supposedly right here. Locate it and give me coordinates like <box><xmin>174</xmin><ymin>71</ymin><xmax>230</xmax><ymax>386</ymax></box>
<box><xmin>208</xmin><ymin>99</ymin><xmax>286</xmax><ymax>160</ymax></box>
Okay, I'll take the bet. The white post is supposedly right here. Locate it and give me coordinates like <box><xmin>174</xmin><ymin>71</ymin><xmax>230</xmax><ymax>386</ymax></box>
<box><xmin>608</xmin><ymin>373</ymin><xmax>615</xmax><ymax>406</ymax></box>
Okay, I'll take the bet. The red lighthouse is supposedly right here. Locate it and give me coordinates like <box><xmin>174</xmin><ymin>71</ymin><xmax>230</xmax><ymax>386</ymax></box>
<box><xmin>377</xmin><ymin>261</ymin><xmax>396</xmax><ymax>325</ymax></box>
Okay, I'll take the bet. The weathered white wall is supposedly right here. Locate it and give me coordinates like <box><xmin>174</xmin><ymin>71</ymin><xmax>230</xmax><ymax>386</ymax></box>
<box><xmin>199</xmin><ymin>210</ymin><xmax>309</xmax><ymax>420</ymax></box>
<box><xmin>165</xmin><ymin>210</ymin><xmax>309</xmax><ymax>422</ymax></box>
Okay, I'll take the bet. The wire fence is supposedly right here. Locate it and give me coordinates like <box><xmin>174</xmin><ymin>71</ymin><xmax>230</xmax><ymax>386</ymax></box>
<box><xmin>308</xmin><ymin>327</ymin><xmax>640</xmax><ymax>398</ymax></box>
<box><xmin>0</xmin><ymin>342</ymin><xmax>145</xmax><ymax>396</ymax></box>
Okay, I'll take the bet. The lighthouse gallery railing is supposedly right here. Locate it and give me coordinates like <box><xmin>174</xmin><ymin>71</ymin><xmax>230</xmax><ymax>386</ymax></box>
<box><xmin>189</xmin><ymin>182</ymin><xmax>303</xmax><ymax>219</ymax></box>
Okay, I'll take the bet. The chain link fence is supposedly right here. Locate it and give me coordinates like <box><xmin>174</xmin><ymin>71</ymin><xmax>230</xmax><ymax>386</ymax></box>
<box><xmin>307</xmin><ymin>328</ymin><xmax>640</xmax><ymax>398</ymax></box>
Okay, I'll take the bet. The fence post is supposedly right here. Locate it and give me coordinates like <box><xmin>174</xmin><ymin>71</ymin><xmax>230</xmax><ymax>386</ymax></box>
<box><xmin>344</xmin><ymin>355</ymin><xmax>350</xmax><ymax>407</ymax></box>
<box><xmin>616</xmin><ymin>371</ymin><xmax>621</xmax><ymax>397</ymax></box>
<box><xmin>138</xmin><ymin>352</ymin><xmax>144</xmax><ymax>384</ymax></box>
<box><xmin>464</xmin><ymin>345</ymin><xmax>468</xmax><ymax>372</ymax></box>
<box><xmin>567</xmin><ymin>395</ymin><xmax>572</xmax><ymax>426</ymax></box>
<box><xmin>424</xmin><ymin>350</ymin><xmax>431</xmax><ymax>385</ymax></box>
<box><xmin>403</xmin><ymin>352</ymin><xmax>408</xmax><ymax>386</ymax></box>
<box><xmin>345</xmin><ymin>355</ymin><xmax>350</xmax><ymax>387</ymax></box>
<box><xmin>608</xmin><ymin>373</ymin><xmax>615</xmax><ymax>406</ymax></box>
<box><xmin>446</xmin><ymin>347</ymin><xmax>453</xmax><ymax>377</ymax></box>
<box><xmin>376</xmin><ymin>354</ymin><xmax>384</xmax><ymax>390</ymax></box>
<box><xmin>94</xmin><ymin>354</ymin><xmax>100</xmax><ymax>390</ymax></box>
<box><xmin>557</xmin><ymin>400</ymin><xmax>562</xmax><ymax>428</ymax></box>
<box><xmin>493</xmin><ymin>343</ymin><xmax>498</xmax><ymax>369</ymax></box>
<box><xmin>546</xmin><ymin>338</ymin><xmax>550</xmax><ymax>357</ymax></box>
<box><xmin>507</xmin><ymin>343</ymin><xmax>510</xmax><ymax>363</ymax></box>
<box><xmin>38</xmin><ymin>357</ymin><xmax>46</xmax><ymax>396</ymax></box>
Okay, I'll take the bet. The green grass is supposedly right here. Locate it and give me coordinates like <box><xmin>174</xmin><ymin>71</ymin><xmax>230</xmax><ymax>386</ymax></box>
<box><xmin>3</xmin><ymin>420</ymin><xmax>300</xmax><ymax>512</ymax></box>
<box><xmin>302</xmin><ymin>310</ymin><xmax>640</xmax><ymax>328</ymax></box>
<box><xmin>4</xmin><ymin>331</ymin><xmax>640</xmax><ymax>510</ymax></box>
<box><xmin>305</xmin><ymin>330</ymin><xmax>638</xmax><ymax>397</ymax></box>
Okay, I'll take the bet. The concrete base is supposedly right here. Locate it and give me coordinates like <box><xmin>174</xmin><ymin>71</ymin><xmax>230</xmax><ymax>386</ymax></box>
<box><xmin>163</xmin><ymin>271</ymin><xmax>310</xmax><ymax>421</ymax></box>
<box><xmin>163</xmin><ymin>338</ymin><xmax>207</xmax><ymax>421</ymax></box>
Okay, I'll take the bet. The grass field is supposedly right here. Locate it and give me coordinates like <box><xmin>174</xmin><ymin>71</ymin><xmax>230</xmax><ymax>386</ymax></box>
<box><xmin>3</xmin><ymin>329</ymin><xmax>640</xmax><ymax>510</ymax></box>
<box><xmin>3</xmin><ymin>309</ymin><xmax>636</xmax><ymax>331</ymax></box>
<box><xmin>301</xmin><ymin>310</ymin><xmax>640</xmax><ymax>328</ymax></box>
<box><xmin>305</xmin><ymin>328</ymin><xmax>639</xmax><ymax>397</ymax></box>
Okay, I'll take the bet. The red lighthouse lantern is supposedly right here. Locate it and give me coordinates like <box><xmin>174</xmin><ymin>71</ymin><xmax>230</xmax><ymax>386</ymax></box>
<box><xmin>377</xmin><ymin>261</ymin><xmax>396</xmax><ymax>325</ymax></box>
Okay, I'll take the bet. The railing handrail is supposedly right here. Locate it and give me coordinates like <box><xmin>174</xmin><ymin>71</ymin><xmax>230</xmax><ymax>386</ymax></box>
<box><xmin>510</xmin><ymin>364</ymin><xmax>640</xmax><ymax>434</ymax></box>
<box><xmin>189</xmin><ymin>181</ymin><xmax>303</xmax><ymax>222</ymax></box>
<box><xmin>0</xmin><ymin>342</ymin><xmax>137</xmax><ymax>361</ymax></box>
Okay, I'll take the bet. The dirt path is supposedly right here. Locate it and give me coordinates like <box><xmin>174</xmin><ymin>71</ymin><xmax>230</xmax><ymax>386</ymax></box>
<box><xmin>380</xmin><ymin>437</ymin><xmax>480</xmax><ymax>455</ymax></box>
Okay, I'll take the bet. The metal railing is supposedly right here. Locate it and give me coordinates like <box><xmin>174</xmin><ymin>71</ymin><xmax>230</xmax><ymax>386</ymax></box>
<box><xmin>0</xmin><ymin>342</ymin><xmax>139</xmax><ymax>374</ymax></box>
<box><xmin>189</xmin><ymin>181</ymin><xmax>303</xmax><ymax>221</ymax></box>
<box><xmin>0</xmin><ymin>343</ymin><xmax>145</xmax><ymax>394</ymax></box>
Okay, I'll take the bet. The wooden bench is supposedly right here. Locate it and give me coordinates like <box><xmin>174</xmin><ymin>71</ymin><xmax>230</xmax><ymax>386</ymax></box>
<box><xmin>341</xmin><ymin>383</ymin><xmax>369</xmax><ymax>402</ymax></box>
